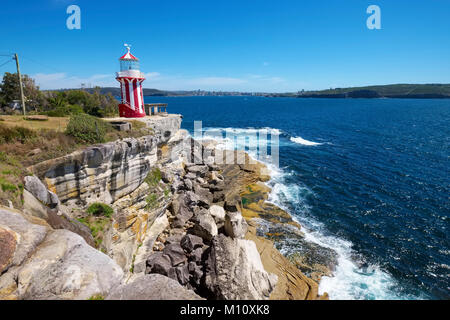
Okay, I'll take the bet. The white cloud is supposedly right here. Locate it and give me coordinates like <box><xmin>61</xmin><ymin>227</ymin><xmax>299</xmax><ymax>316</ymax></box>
<box><xmin>144</xmin><ymin>72</ymin><xmax>161</xmax><ymax>79</ymax></box>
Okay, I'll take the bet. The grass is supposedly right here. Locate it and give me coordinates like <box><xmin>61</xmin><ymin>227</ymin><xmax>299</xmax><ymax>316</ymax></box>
<box><xmin>145</xmin><ymin>193</ymin><xmax>159</xmax><ymax>210</ymax></box>
<box><xmin>86</xmin><ymin>202</ymin><xmax>114</xmax><ymax>217</ymax></box>
<box><xmin>145</xmin><ymin>168</ymin><xmax>162</xmax><ymax>187</ymax></box>
<box><xmin>88</xmin><ymin>294</ymin><xmax>104</xmax><ymax>300</ymax></box>
<box><xmin>77</xmin><ymin>202</ymin><xmax>114</xmax><ymax>248</ymax></box>
<box><xmin>164</xmin><ymin>187</ymin><xmax>171</xmax><ymax>199</ymax></box>
<box><xmin>0</xmin><ymin>115</ymin><xmax>68</xmax><ymax>131</ymax></box>
<box><xmin>78</xmin><ymin>215</ymin><xmax>111</xmax><ymax>248</ymax></box>
<box><xmin>0</xmin><ymin>152</ymin><xmax>28</xmax><ymax>208</ymax></box>
<box><xmin>0</xmin><ymin>125</ymin><xmax>36</xmax><ymax>144</ymax></box>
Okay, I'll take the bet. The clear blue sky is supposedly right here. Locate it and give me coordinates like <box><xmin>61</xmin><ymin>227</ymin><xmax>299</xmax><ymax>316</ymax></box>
<box><xmin>1</xmin><ymin>0</ymin><xmax>449</xmax><ymax>92</ymax></box>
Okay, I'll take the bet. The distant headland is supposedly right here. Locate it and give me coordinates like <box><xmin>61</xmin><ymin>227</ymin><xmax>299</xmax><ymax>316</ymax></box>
<box><xmin>67</xmin><ymin>83</ymin><xmax>450</xmax><ymax>99</ymax></box>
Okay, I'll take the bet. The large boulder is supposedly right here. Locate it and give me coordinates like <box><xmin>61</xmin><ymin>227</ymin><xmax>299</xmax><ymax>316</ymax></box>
<box><xmin>205</xmin><ymin>234</ymin><xmax>277</xmax><ymax>300</ymax></box>
<box><xmin>16</xmin><ymin>229</ymin><xmax>124</xmax><ymax>300</ymax></box>
<box><xmin>190</xmin><ymin>210</ymin><xmax>218</xmax><ymax>242</ymax></box>
<box><xmin>163</xmin><ymin>243</ymin><xmax>188</xmax><ymax>267</ymax></box>
<box><xmin>193</xmin><ymin>185</ymin><xmax>213</xmax><ymax>209</ymax></box>
<box><xmin>24</xmin><ymin>175</ymin><xmax>59</xmax><ymax>208</ymax></box>
<box><xmin>0</xmin><ymin>227</ymin><xmax>18</xmax><ymax>274</ymax></box>
<box><xmin>209</xmin><ymin>205</ymin><xmax>226</xmax><ymax>224</ymax></box>
<box><xmin>180</xmin><ymin>234</ymin><xmax>204</xmax><ymax>253</ymax></box>
<box><xmin>224</xmin><ymin>199</ymin><xmax>241</xmax><ymax>213</ymax></box>
<box><xmin>172</xmin><ymin>204</ymin><xmax>194</xmax><ymax>228</ymax></box>
<box><xmin>23</xmin><ymin>189</ymin><xmax>95</xmax><ymax>247</ymax></box>
<box><xmin>0</xmin><ymin>208</ymin><xmax>48</xmax><ymax>271</ymax></box>
<box><xmin>224</xmin><ymin>211</ymin><xmax>248</xmax><ymax>239</ymax></box>
<box><xmin>187</xmin><ymin>165</ymin><xmax>209</xmax><ymax>177</ymax></box>
<box><xmin>106</xmin><ymin>274</ymin><xmax>203</xmax><ymax>300</ymax></box>
<box><xmin>146</xmin><ymin>252</ymin><xmax>172</xmax><ymax>276</ymax></box>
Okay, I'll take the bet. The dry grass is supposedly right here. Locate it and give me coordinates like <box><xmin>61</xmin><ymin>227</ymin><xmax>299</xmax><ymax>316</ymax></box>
<box><xmin>0</xmin><ymin>115</ymin><xmax>69</xmax><ymax>131</ymax></box>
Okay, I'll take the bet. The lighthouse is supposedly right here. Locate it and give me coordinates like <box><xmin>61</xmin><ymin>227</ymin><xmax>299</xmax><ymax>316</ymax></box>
<box><xmin>116</xmin><ymin>44</ymin><xmax>146</xmax><ymax>118</ymax></box>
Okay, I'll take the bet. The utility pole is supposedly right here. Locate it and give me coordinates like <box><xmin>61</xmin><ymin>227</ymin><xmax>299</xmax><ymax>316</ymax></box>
<box><xmin>14</xmin><ymin>53</ymin><xmax>26</xmax><ymax>116</ymax></box>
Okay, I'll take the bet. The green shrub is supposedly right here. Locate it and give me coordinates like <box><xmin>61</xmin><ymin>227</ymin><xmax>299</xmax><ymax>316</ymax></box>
<box><xmin>0</xmin><ymin>124</ymin><xmax>36</xmax><ymax>144</ymax></box>
<box><xmin>47</xmin><ymin>104</ymin><xmax>84</xmax><ymax>117</ymax></box>
<box><xmin>145</xmin><ymin>168</ymin><xmax>162</xmax><ymax>187</ymax></box>
<box><xmin>145</xmin><ymin>193</ymin><xmax>158</xmax><ymax>210</ymax></box>
<box><xmin>164</xmin><ymin>187</ymin><xmax>171</xmax><ymax>199</ymax></box>
<box><xmin>88</xmin><ymin>294</ymin><xmax>104</xmax><ymax>300</ymax></box>
<box><xmin>65</xmin><ymin>114</ymin><xmax>111</xmax><ymax>143</ymax></box>
<box><xmin>86</xmin><ymin>202</ymin><xmax>114</xmax><ymax>217</ymax></box>
<box><xmin>1</xmin><ymin>181</ymin><xmax>17</xmax><ymax>192</ymax></box>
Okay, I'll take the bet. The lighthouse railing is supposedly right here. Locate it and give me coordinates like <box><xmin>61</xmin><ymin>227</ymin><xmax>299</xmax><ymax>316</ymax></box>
<box><xmin>115</xmin><ymin>71</ymin><xmax>146</xmax><ymax>79</ymax></box>
<box><xmin>145</xmin><ymin>103</ymin><xmax>168</xmax><ymax>116</ymax></box>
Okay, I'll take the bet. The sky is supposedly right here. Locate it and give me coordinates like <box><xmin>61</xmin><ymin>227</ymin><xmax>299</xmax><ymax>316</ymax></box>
<box><xmin>1</xmin><ymin>0</ymin><xmax>449</xmax><ymax>92</ymax></box>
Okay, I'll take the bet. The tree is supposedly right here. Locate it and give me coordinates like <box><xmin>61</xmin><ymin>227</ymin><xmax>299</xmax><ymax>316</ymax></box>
<box><xmin>0</xmin><ymin>72</ymin><xmax>44</xmax><ymax>110</ymax></box>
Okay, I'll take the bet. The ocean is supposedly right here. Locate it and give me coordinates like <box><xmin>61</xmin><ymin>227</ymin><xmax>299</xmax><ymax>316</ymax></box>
<box><xmin>144</xmin><ymin>95</ymin><xmax>450</xmax><ymax>300</ymax></box>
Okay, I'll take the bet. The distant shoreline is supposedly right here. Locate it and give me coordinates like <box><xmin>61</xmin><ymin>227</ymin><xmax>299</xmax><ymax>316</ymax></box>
<box><xmin>51</xmin><ymin>83</ymin><xmax>450</xmax><ymax>100</ymax></box>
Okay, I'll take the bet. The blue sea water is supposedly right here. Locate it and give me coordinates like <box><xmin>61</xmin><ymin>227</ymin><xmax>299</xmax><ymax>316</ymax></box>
<box><xmin>144</xmin><ymin>96</ymin><xmax>450</xmax><ymax>300</ymax></box>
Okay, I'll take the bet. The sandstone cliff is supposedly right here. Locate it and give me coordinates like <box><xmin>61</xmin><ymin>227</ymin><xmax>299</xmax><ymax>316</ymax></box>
<box><xmin>0</xmin><ymin>114</ymin><xmax>328</xmax><ymax>300</ymax></box>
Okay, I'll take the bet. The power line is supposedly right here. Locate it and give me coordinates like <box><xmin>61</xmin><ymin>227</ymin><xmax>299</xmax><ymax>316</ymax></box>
<box><xmin>0</xmin><ymin>59</ymin><xmax>13</xmax><ymax>68</ymax></box>
<box><xmin>21</xmin><ymin>55</ymin><xmax>63</xmax><ymax>73</ymax></box>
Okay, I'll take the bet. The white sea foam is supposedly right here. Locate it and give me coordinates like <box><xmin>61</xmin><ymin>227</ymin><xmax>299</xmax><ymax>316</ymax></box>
<box><xmin>265</xmin><ymin>166</ymin><xmax>417</xmax><ymax>300</ymax></box>
<box><xmin>191</xmin><ymin>126</ymin><xmax>412</xmax><ymax>300</ymax></box>
<box><xmin>290</xmin><ymin>136</ymin><xmax>323</xmax><ymax>146</ymax></box>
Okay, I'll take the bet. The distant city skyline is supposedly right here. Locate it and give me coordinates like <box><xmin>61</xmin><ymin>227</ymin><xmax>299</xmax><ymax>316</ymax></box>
<box><xmin>1</xmin><ymin>0</ymin><xmax>449</xmax><ymax>92</ymax></box>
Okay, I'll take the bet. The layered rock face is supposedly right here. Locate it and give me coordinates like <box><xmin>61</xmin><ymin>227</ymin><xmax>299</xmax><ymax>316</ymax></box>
<box><xmin>27</xmin><ymin>114</ymin><xmax>182</xmax><ymax>207</ymax></box>
<box><xmin>28</xmin><ymin>136</ymin><xmax>158</xmax><ymax>206</ymax></box>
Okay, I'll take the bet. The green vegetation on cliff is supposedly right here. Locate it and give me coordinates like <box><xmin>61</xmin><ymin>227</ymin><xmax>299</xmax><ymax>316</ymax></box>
<box><xmin>86</xmin><ymin>202</ymin><xmax>114</xmax><ymax>218</ymax></box>
<box><xmin>65</xmin><ymin>114</ymin><xmax>111</xmax><ymax>143</ymax></box>
<box><xmin>79</xmin><ymin>203</ymin><xmax>114</xmax><ymax>248</ymax></box>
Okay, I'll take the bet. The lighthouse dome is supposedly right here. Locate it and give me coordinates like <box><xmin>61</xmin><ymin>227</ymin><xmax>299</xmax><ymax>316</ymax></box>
<box><xmin>119</xmin><ymin>44</ymin><xmax>140</xmax><ymax>71</ymax></box>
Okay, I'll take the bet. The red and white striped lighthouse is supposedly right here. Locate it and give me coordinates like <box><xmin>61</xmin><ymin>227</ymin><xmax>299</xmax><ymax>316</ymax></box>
<box><xmin>116</xmin><ymin>44</ymin><xmax>146</xmax><ymax>118</ymax></box>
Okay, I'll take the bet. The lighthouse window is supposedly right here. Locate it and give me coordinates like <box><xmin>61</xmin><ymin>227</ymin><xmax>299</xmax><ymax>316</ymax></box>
<box><xmin>120</xmin><ymin>60</ymin><xmax>140</xmax><ymax>71</ymax></box>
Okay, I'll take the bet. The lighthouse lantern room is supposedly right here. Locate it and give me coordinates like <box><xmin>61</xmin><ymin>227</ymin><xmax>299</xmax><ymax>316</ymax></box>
<box><xmin>116</xmin><ymin>44</ymin><xmax>146</xmax><ymax>118</ymax></box>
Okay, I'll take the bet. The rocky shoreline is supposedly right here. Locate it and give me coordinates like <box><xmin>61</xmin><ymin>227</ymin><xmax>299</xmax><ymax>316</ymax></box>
<box><xmin>0</xmin><ymin>115</ymin><xmax>334</xmax><ymax>300</ymax></box>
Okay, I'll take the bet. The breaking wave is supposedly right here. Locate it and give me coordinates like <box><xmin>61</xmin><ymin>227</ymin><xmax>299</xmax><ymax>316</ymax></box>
<box><xmin>290</xmin><ymin>136</ymin><xmax>323</xmax><ymax>146</ymax></box>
